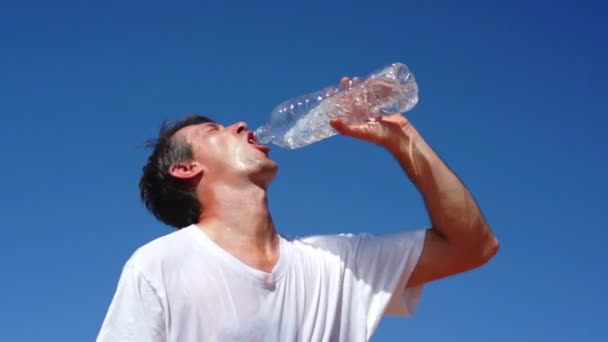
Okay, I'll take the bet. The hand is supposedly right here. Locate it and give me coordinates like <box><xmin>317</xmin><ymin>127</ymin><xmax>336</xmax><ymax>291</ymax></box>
<box><xmin>329</xmin><ymin>76</ymin><xmax>411</xmax><ymax>148</ymax></box>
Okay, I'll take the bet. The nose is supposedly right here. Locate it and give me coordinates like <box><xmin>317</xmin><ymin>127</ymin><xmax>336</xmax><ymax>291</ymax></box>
<box><xmin>228</xmin><ymin>121</ymin><xmax>248</xmax><ymax>134</ymax></box>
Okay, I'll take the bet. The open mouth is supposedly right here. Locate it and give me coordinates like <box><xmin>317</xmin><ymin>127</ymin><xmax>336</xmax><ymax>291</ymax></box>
<box><xmin>247</xmin><ymin>131</ymin><xmax>270</xmax><ymax>154</ymax></box>
<box><xmin>247</xmin><ymin>131</ymin><xmax>259</xmax><ymax>145</ymax></box>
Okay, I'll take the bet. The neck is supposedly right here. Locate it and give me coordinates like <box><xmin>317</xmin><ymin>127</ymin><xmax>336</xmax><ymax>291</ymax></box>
<box><xmin>196</xmin><ymin>181</ymin><xmax>279</xmax><ymax>271</ymax></box>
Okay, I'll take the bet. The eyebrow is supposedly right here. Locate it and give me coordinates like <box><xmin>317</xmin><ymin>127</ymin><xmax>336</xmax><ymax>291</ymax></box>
<box><xmin>202</xmin><ymin>122</ymin><xmax>222</xmax><ymax>131</ymax></box>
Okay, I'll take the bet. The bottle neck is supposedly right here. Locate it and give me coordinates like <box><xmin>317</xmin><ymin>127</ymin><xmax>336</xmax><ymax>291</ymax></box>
<box><xmin>254</xmin><ymin>125</ymin><xmax>271</xmax><ymax>144</ymax></box>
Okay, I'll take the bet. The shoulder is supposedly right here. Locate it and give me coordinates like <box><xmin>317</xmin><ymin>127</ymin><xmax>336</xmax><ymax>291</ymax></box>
<box><xmin>292</xmin><ymin>229</ymin><xmax>425</xmax><ymax>250</ymax></box>
<box><xmin>295</xmin><ymin>232</ymin><xmax>362</xmax><ymax>247</ymax></box>
<box><xmin>288</xmin><ymin>232</ymin><xmax>369</xmax><ymax>261</ymax></box>
<box><xmin>126</xmin><ymin>225</ymin><xmax>200</xmax><ymax>274</ymax></box>
<box><xmin>289</xmin><ymin>229</ymin><xmax>428</xmax><ymax>260</ymax></box>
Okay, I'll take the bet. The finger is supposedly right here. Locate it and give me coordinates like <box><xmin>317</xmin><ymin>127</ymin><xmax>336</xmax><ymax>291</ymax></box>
<box><xmin>340</xmin><ymin>77</ymin><xmax>351</xmax><ymax>90</ymax></box>
<box><xmin>329</xmin><ymin>118</ymin><xmax>343</xmax><ymax>129</ymax></box>
<box><xmin>329</xmin><ymin>118</ymin><xmax>351</xmax><ymax>135</ymax></box>
<box><xmin>330</xmin><ymin>118</ymin><xmax>363</xmax><ymax>138</ymax></box>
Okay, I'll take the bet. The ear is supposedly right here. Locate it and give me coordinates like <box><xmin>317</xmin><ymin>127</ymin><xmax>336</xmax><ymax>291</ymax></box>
<box><xmin>169</xmin><ymin>161</ymin><xmax>204</xmax><ymax>180</ymax></box>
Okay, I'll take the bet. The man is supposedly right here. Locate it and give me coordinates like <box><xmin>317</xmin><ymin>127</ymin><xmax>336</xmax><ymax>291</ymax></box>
<box><xmin>97</xmin><ymin>76</ymin><xmax>499</xmax><ymax>341</ymax></box>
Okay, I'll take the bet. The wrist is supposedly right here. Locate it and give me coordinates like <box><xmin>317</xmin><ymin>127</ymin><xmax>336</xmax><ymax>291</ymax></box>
<box><xmin>383</xmin><ymin>121</ymin><xmax>418</xmax><ymax>154</ymax></box>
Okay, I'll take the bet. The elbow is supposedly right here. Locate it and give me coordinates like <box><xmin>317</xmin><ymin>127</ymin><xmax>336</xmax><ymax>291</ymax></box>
<box><xmin>449</xmin><ymin>218</ymin><xmax>499</xmax><ymax>270</ymax></box>
<box><xmin>437</xmin><ymin>217</ymin><xmax>500</xmax><ymax>272</ymax></box>
<box><xmin>470</xmin><ymin>223</ymin><xmax>500</xmax><ymax>267</ymax></box>
<box><xmin>479</xmin><ymin>233</ymin><xmax>500</xmax><ymax>264</ymax></box>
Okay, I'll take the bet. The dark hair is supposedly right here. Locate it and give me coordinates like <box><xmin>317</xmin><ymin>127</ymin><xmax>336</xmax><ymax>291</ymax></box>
<box><xmin>139</xmin><ymin>114</ymin><xmax>215</xmax><ymax>229</ymax></box>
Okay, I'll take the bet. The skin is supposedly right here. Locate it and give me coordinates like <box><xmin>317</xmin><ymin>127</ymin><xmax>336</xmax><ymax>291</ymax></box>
<box><xmin>170</xmin><ymin>120</ymin><xmax>280</xmax><ymax>272</ymax></box>
<box><xmin>169</xmin><ymin>76</ymin><xmax>499</xmax><ymax>286</ymax></box>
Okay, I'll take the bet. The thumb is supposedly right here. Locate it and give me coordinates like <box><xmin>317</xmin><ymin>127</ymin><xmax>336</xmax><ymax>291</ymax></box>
<box><xmin>329</xmin><ymin>118</ymin><xmax>351</xmax><ymax>135</ymax></box>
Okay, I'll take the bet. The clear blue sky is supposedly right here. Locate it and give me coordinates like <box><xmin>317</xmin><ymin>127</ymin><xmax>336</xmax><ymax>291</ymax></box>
<box><xmin>1</xmin><ymin>0</ymin><xmax>606</xmax><ymax>341</ymax></box>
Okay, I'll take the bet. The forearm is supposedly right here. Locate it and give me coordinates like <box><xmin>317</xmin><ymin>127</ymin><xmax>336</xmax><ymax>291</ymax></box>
<box><xmin>386</xmin><ymin>123</ymin><xmax>498</xmax><ymax>256</ymax></box>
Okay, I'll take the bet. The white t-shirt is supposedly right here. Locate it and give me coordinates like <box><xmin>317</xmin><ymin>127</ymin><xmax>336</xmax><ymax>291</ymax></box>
<box><xmin>97</xmin><ymin>224</ymin><xmax>427</xmax><ymax>342</ymax></box>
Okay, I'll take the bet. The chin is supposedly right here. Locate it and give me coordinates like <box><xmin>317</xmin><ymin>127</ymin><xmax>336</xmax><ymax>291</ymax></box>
<box><xmin>250</xmin><ymin>162</ymin><xmax>278</xmax><ymax>188</ymax></box>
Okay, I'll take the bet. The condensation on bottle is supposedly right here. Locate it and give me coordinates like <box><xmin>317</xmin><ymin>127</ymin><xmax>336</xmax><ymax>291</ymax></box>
<box><xmin>254</xmin><ymin>62</ymin><xmax>419</xmax><ymax>149</ymax></box>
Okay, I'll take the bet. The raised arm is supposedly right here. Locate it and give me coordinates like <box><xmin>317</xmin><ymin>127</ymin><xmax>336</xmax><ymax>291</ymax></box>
<box><xmin>330</xmin><ymin>78</ymin><xmax>499</xmax><ymax>288</ymax></box>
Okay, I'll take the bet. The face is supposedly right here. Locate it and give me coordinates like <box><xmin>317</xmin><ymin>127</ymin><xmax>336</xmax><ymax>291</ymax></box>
<box><xmin>175</xmin><ymin>121</ymin><xmax>278</xmax><ymax>187</ymax></box>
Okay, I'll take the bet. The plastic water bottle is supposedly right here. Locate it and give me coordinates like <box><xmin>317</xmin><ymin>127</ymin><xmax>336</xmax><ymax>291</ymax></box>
<box><xmin>253</xmin><ymin>62</ymin><xmax>419</xmax><ymax>149</ymax></box>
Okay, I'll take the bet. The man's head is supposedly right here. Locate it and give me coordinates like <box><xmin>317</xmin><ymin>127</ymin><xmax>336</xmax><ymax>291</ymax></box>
<box><xmin>139</xmin><ymin>114</ymin><xmax>277</xmax><ymax>229</ymax></box>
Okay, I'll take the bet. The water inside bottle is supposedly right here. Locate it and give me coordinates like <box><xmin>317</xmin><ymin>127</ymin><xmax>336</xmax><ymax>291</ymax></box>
<box><xmin>254</xmin><ymin>62</ymin><xmax>419</xmax><ymax>149</ymax></box>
